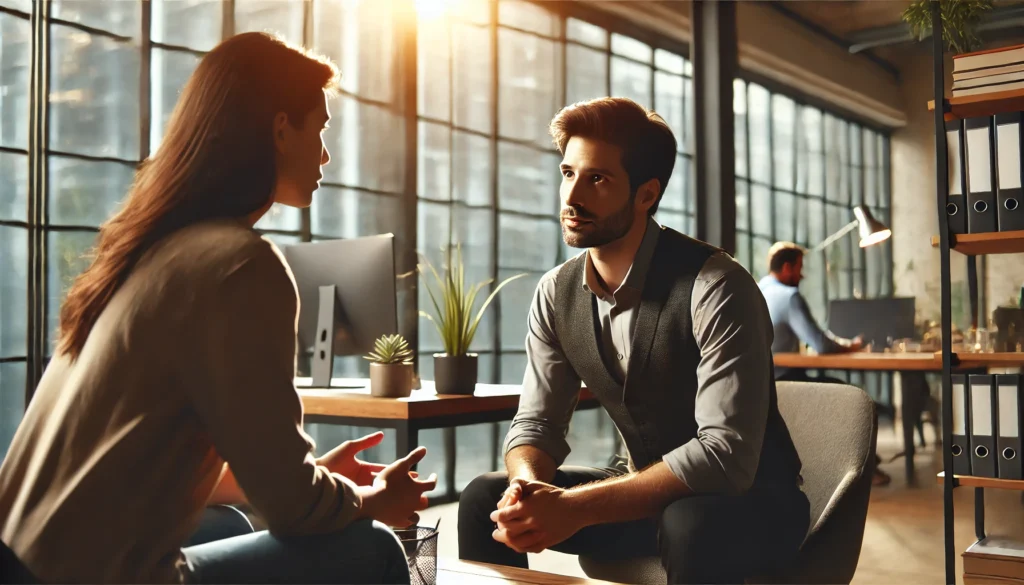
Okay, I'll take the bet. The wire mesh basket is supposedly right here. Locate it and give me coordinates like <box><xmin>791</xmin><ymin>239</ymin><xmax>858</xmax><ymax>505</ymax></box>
<box><xmin>395</xmin><ymin>525</ymin><xmax>438</xmax><ymax>585</ymax></box>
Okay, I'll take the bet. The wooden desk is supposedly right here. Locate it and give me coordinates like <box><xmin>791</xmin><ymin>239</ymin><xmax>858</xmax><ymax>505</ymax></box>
<box><xmin>773</xmin><ymin>351</ymin><xmax>942</xmax><ymax>372</ymax></box>
<box><xmin>438</xmin><ymin>558</ymin><xmax>613</xmax><ymax>585</ymax></box>
<box><xmin>298</xmin><ymin>380</ymin><xmax>599</xmax><ymax>502</ymax></box>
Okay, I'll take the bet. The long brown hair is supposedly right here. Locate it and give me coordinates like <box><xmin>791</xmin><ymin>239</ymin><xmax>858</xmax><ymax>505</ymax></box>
<box><xmin>57</xmin><ymin>32</ymin><xmax>339</xmax><ymax>360</ymax></box>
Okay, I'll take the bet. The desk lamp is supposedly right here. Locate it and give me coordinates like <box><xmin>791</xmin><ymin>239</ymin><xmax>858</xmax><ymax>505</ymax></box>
<box><xmin>811</xmin><ymin>204</ymin><xmax>892</xmax><ymax>320</ymax></box>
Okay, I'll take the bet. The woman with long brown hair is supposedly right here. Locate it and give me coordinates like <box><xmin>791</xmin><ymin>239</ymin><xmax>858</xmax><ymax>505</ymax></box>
<box><xmin>0</xmin><ymin>32</ymin><xmax>432</xmax><ymax>584</ymax></box>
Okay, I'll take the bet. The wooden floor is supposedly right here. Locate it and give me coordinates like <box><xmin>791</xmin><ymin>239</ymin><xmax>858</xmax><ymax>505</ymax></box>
<box><xmin>420</xmin><ymin>420</ymin><xmax>1024</xmax><ymax>584</ymax></box>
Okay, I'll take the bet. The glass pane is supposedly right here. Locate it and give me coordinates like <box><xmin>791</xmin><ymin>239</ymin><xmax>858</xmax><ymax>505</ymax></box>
<box><xmin>498</xmin><ymin>142</ymin><xmax>559</xmax><ymax>215</ymax></box>
<box><xmin>751</xmin><ymin>236</ymin><xmax>772</xmax><ymax>282</ymax></box>
<box><xmin>253</xmin><ymin>203</ymin><xmax>301</xmax><ymax>232</ymax></box>
<box><xmin>50</xmin><ymin>26</ymin><xmax>141</xmax><ymax>159</ymax></box>
<box><xmin>314</xmin><ymin>0</ymin><xmax>395</xmax><ymax>104</ymax></box>
<box><xmin>802</xmin><ymin>249</ymin><xmax>826</xmax><ymax>321</ymax></box>
<box><xmin>611</xmin><ymin>33</ymin><xmax>651</xmax><ymax>63</ymax></box>
<box><xmin>0</xmin><ymin>0</ymin><xmax>31</xmax><ymax>13</ymax></box>
<box><xmin>453</xmin><ymin>131</ymin><xmax>491</xmax><ymax>207</ymax></box>
<box><xmin>0</xmin><ymin>152</ymin><xmax>28</xmax><ymax>222</ymax></box>
<box><xmin>0</xmin><ymin>361</ymin><xmax>26</xmax><ymax>459</ymax></box>
<box><xmin>735</xmin><ymin>179</ymin><xmax>748</xmax><ymax>233</ymax></box>
<box><xmin>51</xmin><ymin>0</ymin><xmax>140</xmax><ymax>37</ymax></box>
<box><xmin>452</xmin><ymin>206</ymin><xmax>494</xmax><ymax>352</ymax></box>
<box><xmin>455</xmin><ymin>422</ymin><xmax>501</xmax><ymax>490</ymax></box>
<box><xmin>656</xmin><ymin>210</ymin><xmax>685</xmax><ymax>234</ymax></box>
<box><xmin>453</xmin><ymin>22</ymin><xmax>492</xmax><ymax>134</ymax></box>
<box><xmin>772</xmin><ymin>94</ymin><xmax>796</xmax><ymax>191</ymax></box>
<box><xmin>735</xmin><ymin>230</ymin><xmax>751</xmax><ymax>272</ymax></box>
<box><xmin>498</xmin><ymin>214</ymin><xmax>558</xmax><ymax>270</ymax></box>
<box><xmin>454</xmin><ymin>0</ymin><xmax>491</xmax><ymax>26</ymax></box>
<box><xmin>807</xmin><ymin>197</ymin><xmax>825</xmax><ymax>247</ymax></box>
<box><xmin>751</xmin><ymin>183</ymin><xmax>771</xmax><ymax>237</ymax></box>
<box><xmin>611</xmin><ymin>57</ymin><xmax>651</xmax><ymax>109</ymax></box>
<box><xmin>418</xmin><ymin>121</ymin><xmax>450</xmax><ymax>200</ymax></box>
<box><xmin>733</xmin><ymin>80</ymin><xmax>747</xmax><ymax>179</ymax></box>
<box><xmin>311</xmin><ymin>188</ymin><xmax>401</xmax><ymax>239</ymax></box>
<box><xmin>795</xmin><ymin>194</ymin><xmax>809</xmax><ymax>245</ymax></box>
<box><xmin>234</xmin><ymin>0</ymin><xmax>304</xmax><ymax>45</ymax></box>
<box><xmin>654</xmin><ymin>71</ymin><xmax>683</xmax><ymax>144</ymax></box>
<box><xmin>499</xmin><ymin>270</ymin><xmax>543</xmax><ymax>350</ymax></box>
<box><xmin>774</xmin><ymin>190</ymin><xmax>795</xmax><ymax>243</ymax></box>
<box><xmin>49</xmin><ymin>157</ymin><xmax>134</xmax><ymax>226</ymax></box>
<box><xmin>417</xmin><ymin>17</ymin><xmax>450</xmax><ymax>121</ymax></box>
<box><xmin>682</xmin><ymin>76</ymin><xmax>693</xmax><ymax>153</ymax></box>
<box><xmin>498</xmin><ymin>0</ymin><xmax>557</xmax><ymax>36</ymax></box>
<box><xmin>500</xmin><ymin>352</ymin><xmax>527</xmax><ymax>384</ymax></box>
<box><xmin>0</xmin><ymin>226</ymin><xmax>28</xmax><ymax>358</ymax></box>
<box><xmin>802</xmin><ymin>108</ymin><xmax>823</xmax><ymax>196</ymax></box>
<box><xmin>0</xmin><ymin>14</ymin><xmax>30</xmax><ymax>149</ymax></box>
<box><xmin>661</xmin><ymin>153</ymin><xmax>685</xmax><ymax>213</ymax></box>
<box><xmin>655</xmin><ymin>49</ymin><xmax>684</xmax><ymax>74</ymax></box>
<box><xmin>566</xmin><ymin>44</ymin><xmax>607</xmax><ymax>106</ymax></box>
<box><xmin>499</xmin><ymin>29</ymin><xmax>561</xmax><ymax>146</ymax></box>
<box><xmin>417</xmin><ymin>201</ymin><xmax>451</xmax><ymax>353</ymax></box>
<box><xmin>150</xmin><ymin>48</ymin><xmax>201</xmax><ymax>155</ymax></box>
<box><xmin>747</xmin><ymin>83</ymin><xmax>770</xmax><ymax>184</ymax></box>
<box><xmin>47</xmin><ymin>230</ymin><xmax>98</xmax><ymax>343</ymax></box>
<box><xmin>152</xmin><ymin>0</ymin><xmax>222</xmax><ymax>51</ymax></box>
<box><xmin>567</xmin><ymin>18</ymin><xmax>606</xmax><ymax>48</ymax></box>
<box><xmin>323</xmin><ymin>96</ymin><xmax>405</xmax><ymax>193</ymax></box>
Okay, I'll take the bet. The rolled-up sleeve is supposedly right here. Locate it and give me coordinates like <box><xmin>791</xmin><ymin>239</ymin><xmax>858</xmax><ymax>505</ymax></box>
<box><xmin>503</xmin><ymin>269</ymin><xmax>582</xmax><ymax>467</ymax></box>
<box><xmin>789</xmin><ymin>293</ymin><xmax>845</xmax><ymax>355</ymax></box>
<box><xmin>662</xmin><ymin>256</ymin><xmax>773</xmax><ymax>494</ymax></box>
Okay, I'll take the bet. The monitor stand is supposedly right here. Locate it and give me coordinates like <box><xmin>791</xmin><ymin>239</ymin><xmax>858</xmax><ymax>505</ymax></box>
<box><xmin>311</xmin><ymin>284</ymin><xmax>339</xmax><ymax>388</ymax></box>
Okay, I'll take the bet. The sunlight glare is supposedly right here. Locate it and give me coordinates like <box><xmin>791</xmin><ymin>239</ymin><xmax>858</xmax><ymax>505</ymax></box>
<box><xmin>414</xmin><ymin>0</ymin><xmax>453</xmax><ymax>20</ymax></box>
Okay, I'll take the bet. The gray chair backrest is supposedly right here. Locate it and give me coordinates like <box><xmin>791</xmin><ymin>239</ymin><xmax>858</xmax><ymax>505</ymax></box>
<box><xmin>767</xmin><ymin>381</ymin><xmax>877</xmax><ymax>584</ymax></box>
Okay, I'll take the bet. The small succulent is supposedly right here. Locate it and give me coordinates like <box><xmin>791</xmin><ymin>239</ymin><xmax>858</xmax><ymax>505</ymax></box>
<box><xmin>364</xmin><ymin>334</ymin><xmax>414</xmax><ymax>365</ymax></box>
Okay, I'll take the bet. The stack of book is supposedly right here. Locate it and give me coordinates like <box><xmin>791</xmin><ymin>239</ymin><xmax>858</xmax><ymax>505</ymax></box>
<box><xmin>953</xmin><ymin>45</ymin><xmax>1024</xmax><ymax>98</ymax></box>
<box><xmin>964</xmin><ymin>537</ymin><xmax>1024</xmax><ymax>584</ymax></box>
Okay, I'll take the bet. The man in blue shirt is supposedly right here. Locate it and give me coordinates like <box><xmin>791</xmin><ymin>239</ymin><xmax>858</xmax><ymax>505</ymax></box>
<box><xmin>758</xmin><ymin>242</ymin><xmax>862</xmax><ymax>380</ymax></box>
<box><xmin>759</xmin><ymin>242</ymin><xmax>890</xmax><ymax>486</ymax></box>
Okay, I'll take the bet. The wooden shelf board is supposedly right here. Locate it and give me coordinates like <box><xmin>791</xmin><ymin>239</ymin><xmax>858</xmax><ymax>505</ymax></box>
<box><xmin>938</xmin><ymin>472</ymin><xmax>1024</xmax><ymax>491</ymax></box>
<box><xmin>930</xmin><ymin>231</ymin><xmax>1024</xmax><ymax>255</ymax></box>
<box><xmin>956</xmin><ymin>353</ymin><xmax>1024</xmax><ymax>368</ymax></box>
<box><xmin>927</xmin><ymin>88</ymin><xmax>1024</xmax><ymax>120</ymax></box>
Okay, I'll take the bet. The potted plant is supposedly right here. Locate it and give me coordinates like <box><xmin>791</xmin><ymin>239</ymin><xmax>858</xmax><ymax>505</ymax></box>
<box><xmin>902</xmin><ymin>0</ymin><xmax>992</xmax><ymax>55</ymax></box>
<box><xmin>419</xmin><ymin>245</ymin><xmax>525</xmax><ymax>395</ymax></box>
<box><xmin>364</xmin><ymin>333</ymin><xmax>414</xmax><ymax>398</ymax></box>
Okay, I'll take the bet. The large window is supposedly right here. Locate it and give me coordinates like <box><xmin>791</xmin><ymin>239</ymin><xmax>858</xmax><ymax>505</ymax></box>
<box><xmin>733</xmin><ymin>79</ymin><xmax>893</xmax><ymax>402</ymax></box>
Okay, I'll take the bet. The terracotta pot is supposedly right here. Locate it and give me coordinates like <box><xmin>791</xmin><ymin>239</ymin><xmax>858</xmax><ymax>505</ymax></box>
<box><xmin>433</xmin><ymin>353</ymin><xmax>478</xmax><ymax>395</ymax></box>
<box><xmin>369</xmin><ymin>363</ymin><xmax>414</xmax><ymax>398</ymax></box>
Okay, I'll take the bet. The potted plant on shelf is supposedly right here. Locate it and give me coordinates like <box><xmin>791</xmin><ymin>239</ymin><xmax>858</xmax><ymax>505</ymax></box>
<box><xmin>419</xmin><ymin>245</ymin><xmax>525</xmax><ymax>395</ymax></box>
<box><xmin>364</xmin><ymin>333</ymin><xmax>415</xmax><ymax>398</ymax></box>
<box><xmin>902</xmin><ymin>0</ymin><xmax>992</xmax><ymax>55</ymax></box>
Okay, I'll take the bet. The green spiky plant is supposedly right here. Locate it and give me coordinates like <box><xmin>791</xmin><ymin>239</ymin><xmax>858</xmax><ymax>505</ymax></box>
<box><xmin>419</xmin><ymin>245</ymin><xmax>526</xmax><ymax>357</ymax></box>
<box><xmin>364</xmin><ymin>333</ymin><xmax>414</xmax><ymax>365</ymax></box>
<box><xmin>902</xmin><ymin>0</ymin><xmax>993</xmax><ymax>55</ymax></box>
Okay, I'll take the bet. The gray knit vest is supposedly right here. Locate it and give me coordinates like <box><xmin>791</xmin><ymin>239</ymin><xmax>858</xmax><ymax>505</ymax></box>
<box><xmin>554</xmin><ymin>227</ymin><xmax>802</xmax><ymax>487</ymax></box>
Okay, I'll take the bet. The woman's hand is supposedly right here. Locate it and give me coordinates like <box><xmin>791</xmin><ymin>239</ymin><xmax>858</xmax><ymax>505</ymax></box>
<box><xmin>317</xmin><ymin>432</ymin><xmax>387</xmax><ymax>486</ymax></box>
<box><xmin>356</xmin><ymin>447</ymin><xmax>437</xmax><ymax>528</ymax></box>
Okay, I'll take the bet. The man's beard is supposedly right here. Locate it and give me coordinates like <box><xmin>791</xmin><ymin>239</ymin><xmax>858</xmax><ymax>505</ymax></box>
<box><xmin>561</xmin><ymin>194</ymin><xmax>635</xmax><ymax>249</ymax></box>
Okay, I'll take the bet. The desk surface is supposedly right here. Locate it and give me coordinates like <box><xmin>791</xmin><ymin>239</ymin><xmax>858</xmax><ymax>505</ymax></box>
<box><xmin>438</xmin><ymin>559</ymin><xmax>614</xmax><ymax>585</ymax></box>
<box><xmin>299</xmin><ymin>380</ymin><xmax>596</xmax><ymax>420</ymax></box>
<box><xmin>772</xmin><ymin>352</ymin><xmax>943</xmax><ymax>371</ymax></box>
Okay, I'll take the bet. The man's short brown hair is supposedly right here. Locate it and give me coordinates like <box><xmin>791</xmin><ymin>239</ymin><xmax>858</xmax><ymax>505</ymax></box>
<box><xmin>549</xmin><ymin>97</ymin><xmax>677</xmax><ymax>215</ymax></box>
<box><xmin>767</xmin><ymin>241</ymin><xmax>807</xmax><ymax>273</ymax></box>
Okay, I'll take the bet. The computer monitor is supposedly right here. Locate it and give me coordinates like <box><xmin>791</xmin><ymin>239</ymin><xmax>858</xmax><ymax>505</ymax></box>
<box><xmin>282</xmin><ymin>234</ymin><xmax>398</xmax><ymax>387</ymax></box>
<box><xmin>827</xmin><ymin>297</ymin><xmax>917</xmax><ymax>353</ymax></box>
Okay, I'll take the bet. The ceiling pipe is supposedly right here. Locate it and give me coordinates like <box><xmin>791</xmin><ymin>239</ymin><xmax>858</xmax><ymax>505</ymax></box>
<box><xmin>847</xmin><ymin>3</ymin><xmax>1024</xmax><ymax>54</ymax></box>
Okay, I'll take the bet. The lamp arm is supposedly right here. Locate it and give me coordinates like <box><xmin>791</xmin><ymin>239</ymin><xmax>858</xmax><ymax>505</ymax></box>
<box><xmin>811</xmin><ymin>219</ymin><xmax>858</xmax><ymax>253</ymax></box>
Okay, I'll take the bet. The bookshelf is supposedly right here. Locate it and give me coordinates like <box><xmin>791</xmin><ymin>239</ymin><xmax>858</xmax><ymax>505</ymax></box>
<box><xmin>937</xmin><ymin>473</ymin><xmax>1024</xmax><ymax>491</ymax></box>
<box><xmin>930</xmin><ymin>231</ymin><xmax>1024</xmax><ymax>256</ymax></box>
<box><xmin>927</xmin><ymin>87</ymin><xmax>1024</xmax><ymax>121</ymax></box>
<box><xmin>921</xmin><ymin>6</ymin><xmax>1023</xmax><ymax>583</ymax></box>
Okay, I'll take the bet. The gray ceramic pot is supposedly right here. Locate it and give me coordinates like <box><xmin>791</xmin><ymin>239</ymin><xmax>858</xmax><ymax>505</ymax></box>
<box><xmin>433</xmin><ymin>353</ymin><xmax>478</xmax><ymax>395</ymax></box>
<box><xmin>369</xmin><ymin>363</ymin><xmax>414</xmax><ymax>398</ymax></box>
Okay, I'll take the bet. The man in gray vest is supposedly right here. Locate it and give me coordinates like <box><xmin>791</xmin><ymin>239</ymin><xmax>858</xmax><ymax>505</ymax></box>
<box><xmin>458</xmin><ymin>98</ymin><xmax>810</xmax><ymax>584</ymax></box>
